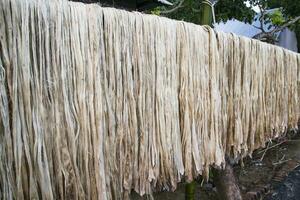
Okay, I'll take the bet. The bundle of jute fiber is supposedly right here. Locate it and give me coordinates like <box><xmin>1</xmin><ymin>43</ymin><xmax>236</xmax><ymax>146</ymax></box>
<box><xmin>0</xmin><ymin>0</ymin><xmax>299</xmax><ymax>199</ymax></box>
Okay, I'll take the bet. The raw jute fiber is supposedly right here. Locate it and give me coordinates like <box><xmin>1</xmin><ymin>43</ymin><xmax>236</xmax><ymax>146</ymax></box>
<box><xmin>0</xmin><ymin>0</ymin><xmax>299</xmax><ymax>199</ymax></box>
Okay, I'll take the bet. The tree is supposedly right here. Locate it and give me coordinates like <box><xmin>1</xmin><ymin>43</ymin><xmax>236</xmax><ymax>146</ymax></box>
<box><xmin>151</xmin><ymin>0</ymin><xmax>255</xmax><ymax>25</ymax></box>
<box><xmin>152</xmin><ymin>0</ymin><xmax>300</xmax><ymax>51</ymax></box>
<box><xmin>248</xmin><ymin>0</ymin><xmax>300</xmax><ymax>45</ymax></box>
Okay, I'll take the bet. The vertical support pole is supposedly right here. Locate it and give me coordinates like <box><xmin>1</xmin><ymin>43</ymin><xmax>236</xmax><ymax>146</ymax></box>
<box><xmin>185</xmin><ymin>181</ymin><xmax>195</xmax><ymax>200</ymax></box>
<box><xmin>200</xmin><ymin>0</ymin><xmax>213</xmax><ymax>26</ymax></box>
<box><xmin>185</xmin><ymin>1</ymin><xmax>213</xmax><ymax>199</ymax></box>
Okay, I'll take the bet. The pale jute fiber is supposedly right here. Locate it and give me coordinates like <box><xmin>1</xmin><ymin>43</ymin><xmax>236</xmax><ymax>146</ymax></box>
<box><xmin>0</xmin><ymin>0</ymin><xmax>299</xmax><ymax>199</ymax></box>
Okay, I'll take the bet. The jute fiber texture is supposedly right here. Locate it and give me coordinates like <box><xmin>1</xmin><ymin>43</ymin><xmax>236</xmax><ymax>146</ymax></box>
<box><xmin>0</xmin><ymin>0</ymin><xmax>299</xmax><ymax>199</ymax></box>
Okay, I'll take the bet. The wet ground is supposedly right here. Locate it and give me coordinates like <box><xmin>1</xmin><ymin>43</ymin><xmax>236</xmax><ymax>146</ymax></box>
<box><xmin>236</xmin><ymin>134</ymin><xmax>300</xmax><ymax>200</ymax></box>
<box><xmin>266</xmin><ymin>166</ymin><xmax>300</xmax><ymax>200</ymax></box>
<box><xmin>131</xmin><ymin>182</ymin><xmax>218</xmax><ymax>200</ymax></box>
<box><xmin>131</xmin><ymin>132</ymin><xmax>300</xmax><ymax>200</ymax></box>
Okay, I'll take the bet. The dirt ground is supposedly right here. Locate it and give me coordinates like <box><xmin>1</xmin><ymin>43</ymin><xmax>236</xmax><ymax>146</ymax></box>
<box><xmin>131</xmin><ymin>131</ymin><xmax>300</xmax><ymax>200</ymax></box>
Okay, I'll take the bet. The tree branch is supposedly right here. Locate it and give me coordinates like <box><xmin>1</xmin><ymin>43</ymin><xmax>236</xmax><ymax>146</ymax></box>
<box><xmin>160</xmin><ymin>0</ymin><xmax>184</xmax><ymax>14</ymax></box>
<box><xmin>257</xmin><ymin>4</ymin><xmax>267</xmax><ymax>33</ymax></box>
<box><xmin>270</xmin><ymin>16</ymin><xmax>300</xmax><ymax>34</ymax></box>
<box><xmin>253</xmin><ymin>16</ymin><xmax>300</xmax><ymax>41</ymax></box>
<box><xmin>192</xmin><ymin>7</ymin><xmax>201</xmax><ymax>13</ymax></box>
<box><xmin>252</xmin><ymin>24</ymin><xmax>263</xmax><ymax>30</ymax></box>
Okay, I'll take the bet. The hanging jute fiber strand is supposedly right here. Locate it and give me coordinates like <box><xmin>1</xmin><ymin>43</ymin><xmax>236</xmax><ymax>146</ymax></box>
<box><xmin>0</xmin><ymin>0</ymin><xmax>299</xmax><ymax>199</ymax></box>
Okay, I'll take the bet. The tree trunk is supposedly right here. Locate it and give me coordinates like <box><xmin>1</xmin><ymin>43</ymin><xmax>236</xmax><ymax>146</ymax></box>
<box><xmin>213</xmin><ymin>161</ymin><xmax>242</xmax><ymax>200</ymax></box>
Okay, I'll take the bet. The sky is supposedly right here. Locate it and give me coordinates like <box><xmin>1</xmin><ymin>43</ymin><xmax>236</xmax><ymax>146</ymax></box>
<box><xmin>245</xmin><ymin>1</ymin><xmax>260</xmax><ymax>13</ymax></box>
